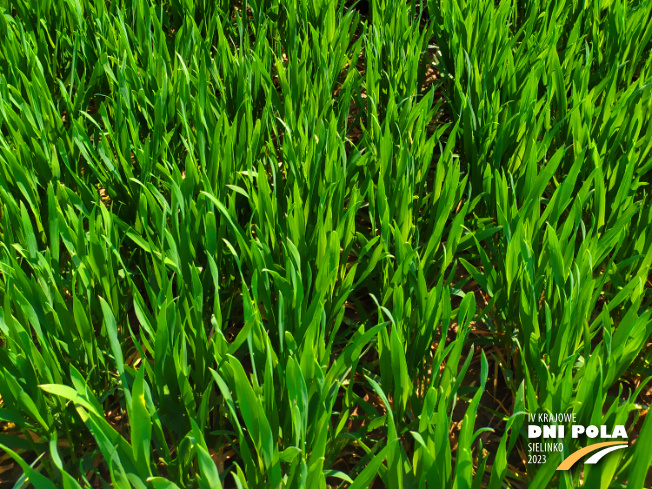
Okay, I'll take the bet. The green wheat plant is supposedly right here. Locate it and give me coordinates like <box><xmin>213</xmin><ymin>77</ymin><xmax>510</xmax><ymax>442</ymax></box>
<box><xmin>0</xmin><ymin>0</ymin><xmax>651</xmax><ymax>487</ymax></box>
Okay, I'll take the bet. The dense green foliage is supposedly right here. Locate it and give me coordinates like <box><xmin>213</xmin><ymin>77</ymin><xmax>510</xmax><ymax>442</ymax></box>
<box><xmin>1</xmin><ymin>0</ymin><xmax>652</xmax><ymax>487</ymax></box>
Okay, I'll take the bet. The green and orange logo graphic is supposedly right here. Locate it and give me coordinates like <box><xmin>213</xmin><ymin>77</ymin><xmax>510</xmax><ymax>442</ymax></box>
<box><xmin>555</xmin><ymin>441</ymin><xmax>629</xmax><ymax>470</ymax></box>
<box><xmin>527</xmin><ymin>413</ymin><xmax>628</xmax><ymax>470</ymax></box>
